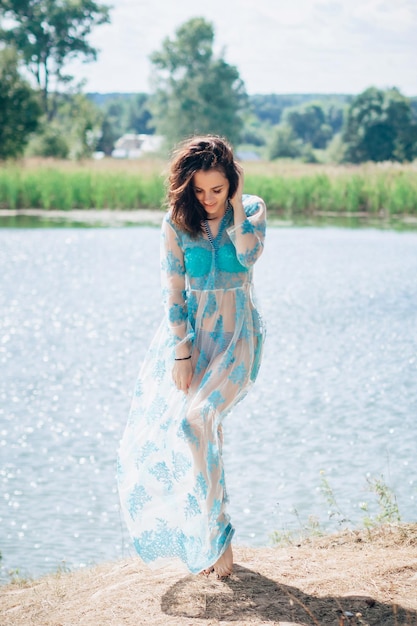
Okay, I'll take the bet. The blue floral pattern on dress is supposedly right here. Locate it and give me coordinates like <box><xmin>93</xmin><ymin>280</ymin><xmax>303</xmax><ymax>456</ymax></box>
<box><xmin>185</xmin><ymin>493</ymin><xmax>201</xmax><ymax>519</ymax></box>
<box><xmin>117</xmin><ymin>195</ymin><xmax>266</xmax><ymax>574</ymax></box>
<box><xmin>137</xmin><ymin>440</ymin><xmax>159</xmax><ymax>463</ymax></box>
<box><xmin>172</xmin><ymin>451</ymin><xmax>192</xmax><ymax>479</ymax></box>
<box><xmin>128</xmin><ymin>485</ymin><xmax>152</xmax><ymax>520</ymax></box>
<box><xmin>149</xmin><ymin>461</ymin><xmax>173</xmax><ymax>492</ymax></box>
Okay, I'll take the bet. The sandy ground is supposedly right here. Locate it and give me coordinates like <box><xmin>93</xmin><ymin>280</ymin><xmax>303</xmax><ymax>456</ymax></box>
<box><xmin>1</xmin><ymin>524</ymin><xmax>417</xmax><ymax>626</ymax></box>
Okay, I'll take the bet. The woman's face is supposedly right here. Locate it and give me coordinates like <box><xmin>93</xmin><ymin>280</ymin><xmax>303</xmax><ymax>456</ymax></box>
<box><xmin>193</xmin><ymin>169</ymin><xmax>230</xmax><ymax>219</ymax></box>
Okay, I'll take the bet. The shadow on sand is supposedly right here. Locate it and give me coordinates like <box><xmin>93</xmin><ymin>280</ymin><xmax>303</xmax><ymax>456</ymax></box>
<box><xmin>161</xmin><ymin>564</ymin><xmax>416</xmax><ymax>625</ymax></box>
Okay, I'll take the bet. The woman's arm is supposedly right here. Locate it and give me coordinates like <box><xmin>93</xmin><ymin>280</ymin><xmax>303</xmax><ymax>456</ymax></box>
<box><xmin>160</xmin><ymin>215</ymin><xmax>193</xmax><ymax>392</ymax></box>
<box><xmin>228</xmin><ymin>165</ymin><xmax>266</xmax><ymax>267</ymax></box>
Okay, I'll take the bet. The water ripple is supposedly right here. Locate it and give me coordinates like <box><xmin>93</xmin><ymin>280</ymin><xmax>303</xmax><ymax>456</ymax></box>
<box><xmin>0</xmin><ymin>226</ymin><xmax>416</xmax><ymax>579</ymax></box>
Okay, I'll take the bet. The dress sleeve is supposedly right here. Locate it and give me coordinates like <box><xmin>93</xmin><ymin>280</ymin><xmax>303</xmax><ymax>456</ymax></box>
<box><xmin>160</xmin><ymin>215</ymin><xmax>190</xmax><ymax>356</ymax></box>
<box><xmin>226</xmin><ymin>195</ymin><xmax>267</xmax><ymax>268</ymax></box>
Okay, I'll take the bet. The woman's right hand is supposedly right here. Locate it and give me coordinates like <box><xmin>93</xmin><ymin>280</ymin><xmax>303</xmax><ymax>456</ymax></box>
<box><xmin>172</xmin><ymin>359</ymin><xmax>193</xmax><ymax>394</ymax></box>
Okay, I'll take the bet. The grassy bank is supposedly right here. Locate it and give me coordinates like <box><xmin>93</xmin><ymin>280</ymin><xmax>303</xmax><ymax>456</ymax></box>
<box><xmin>0</xmin><ymin>162</ymin><xmax>163</xmax><ymax>211</ymax></box>
<box><xmin>1</xmin><ymin>158</ymin><xmax>417</xmax><ymax>216</ymax></box>
<box><xmin>1</xmin><ymin>524</ymin><xmax>417</xmax><ymax>626</ymax></box>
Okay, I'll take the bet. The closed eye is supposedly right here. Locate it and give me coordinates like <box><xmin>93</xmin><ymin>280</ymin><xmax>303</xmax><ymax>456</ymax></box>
<box><xmin>194</xmin><ymin>187</ymin><xmax>224</xmax><ymax>194</ymax></box>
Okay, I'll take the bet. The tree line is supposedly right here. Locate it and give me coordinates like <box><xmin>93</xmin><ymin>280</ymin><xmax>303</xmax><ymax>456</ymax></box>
<box><xmin>1</xmin><ymin>5</ymin><xmax>416</xmax><ymax>163</ymax></box>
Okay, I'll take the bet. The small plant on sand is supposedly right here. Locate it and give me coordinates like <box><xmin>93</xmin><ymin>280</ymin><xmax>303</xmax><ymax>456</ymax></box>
<box><xmin>7</xmin><ymin>568</ymin><xmax>32</xmax><ymax>586</ymax></box>
<box><xmin>269</xmin><ymin>528</ymin><xmax>295</xmax><ymax>545</ymax></box>
<box><xmin>319</xmin><ymin>469</ymin><xmax>351</xmax><ymax>527</ymax></box>
<box><xmin>294</xmin><ymin>509</ymin><xmax>323</xmax><ymax>539</ymax></box>
<box><xmin>360</xmin><ymin>474</ymin><xmax>401</xmax><ymax>528</ymax></box>
<box><xmin>271</xmin><ymin>471</ymin><xmax>402</xmax><ymax>546</ymax></box>
<box><xmin>270</xmin><ymin>509</ymin><xmax>323</xmax><ymax>545</ymax></box>
<box><xmin>55</xmin><ymin>561</ymin><xmax>72</xmax><ymax>576</ymax></box>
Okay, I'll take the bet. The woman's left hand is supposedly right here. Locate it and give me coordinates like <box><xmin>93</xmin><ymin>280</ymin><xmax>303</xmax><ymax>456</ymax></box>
<box><xmin>229</xmin><ymin>163</ymin><xmax>246</xmax><ymax>226</ymax></box>
<box><xmin>230</xmin><ymin>163</ymin><xmax>244</xmax><ymax>208</ymax></box>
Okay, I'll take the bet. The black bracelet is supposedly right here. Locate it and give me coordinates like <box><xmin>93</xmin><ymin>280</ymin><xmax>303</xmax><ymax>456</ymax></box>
<box><xmin>175</xmin><ymin>355</ymin><xmax>192</xmax><ymax>361</ymax></box>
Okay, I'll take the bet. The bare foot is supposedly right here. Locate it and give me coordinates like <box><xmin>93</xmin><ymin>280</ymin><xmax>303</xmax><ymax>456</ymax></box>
<box><xmin>213</xmin><ymin>543</ymin><xmax>233</xmax><ymax>579</ymax></box>
<box><xmin>199</xmin><ymin>567</ymin><xmax>214</xmax><ymax>577</ymax></box>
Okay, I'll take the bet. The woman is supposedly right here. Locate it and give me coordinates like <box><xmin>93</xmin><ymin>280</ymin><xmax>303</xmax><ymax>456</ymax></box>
<box><xmin>117</xmin><ymin>135</ymin><xmax>266</xmax><ymax>579</ymax></box>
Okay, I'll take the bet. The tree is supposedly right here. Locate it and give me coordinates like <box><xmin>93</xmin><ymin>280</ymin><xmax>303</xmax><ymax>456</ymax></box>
<box><xmin>89</xmin><ymin>93</ymin><xmax>154</xmax><ymax>150</ymax></box>
<box><xmin>126</xmin><ymin>93</ymin><xmax>153</xmax><ymax>135</ymax></box>
<box><xmin>0</xmin><ymin>46</ymin><xmax>41</xmax><ymax>159</ymax></box>
<box><xmin>342</xmin><ymin>87</ymin><xmax>417</xmax><ymax>163</ymax></box>
<box><xmin>101</xmin><ymin>97</ymin><xmax>127</xmax><ymax>141</ymax></box>
<box><xmin>283</xmin><ymin>103</ymin><xmax>333</xmax><ymax>149</ymax></box>
<box><xmin>150</xmin><ymin>17</ymin><xmax>246</xmax><ymax>146</ymax></box>
<box><xmin>248</xmin><ymin>94</ymin><xmax>351</xmax><ymax>129</ymax></box>
<box><xmin>249</xmin><ymin>94</ymin><xmax>287</xmax><ymax>126</ymax></box>
<box><xmin>239</xmin><ymin>114</ymin><xmax>268</xmax><ymax>148</ymax></box>
<box><xmin>0</xmin><ymin>0</ymin><xmax>110</xmax><ymax>119</ymax></box>
<box><xmin>325</xmin><ymin>101</ymin><xmax>347</xmax><ymax>135</ymax></box>
<box><xmin>96</xmin><ymin>115</ymin><xmax>118</xmax><ymax>155</ymax></box>
<box><xmin>411</xmin><ymin>97</ymin><xmax>417</xmax><ymax>122</ymax></box>
<box><xmin>26</xmin><ymin>124</ymin><xmax>70</xmax><ymax>158</ymax></box>
<box><xmin>27</xmin><ymin>91</ymin><xmax>103</xmax><ymax>158</ymax></box>
<box><xmin>269</xmin><ymin>125</ymin><xmax>303</xmax><ymax>160</ymax></box>
<box><xmin>58</xmin><ymin>92</ymin><xmax>103</xmax><ymax>158</ymax></box>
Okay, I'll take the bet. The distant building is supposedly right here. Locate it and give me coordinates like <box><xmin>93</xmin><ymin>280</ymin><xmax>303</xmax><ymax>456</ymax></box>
<box><xmin>236</xmin><ymin>150</ymin><xmax>261</xmax><ymax>161</ymax></box>
<box><xmin>111</xmin><ymin>133</ymin><xmax>164</xmax><ymax>158</ymax></box>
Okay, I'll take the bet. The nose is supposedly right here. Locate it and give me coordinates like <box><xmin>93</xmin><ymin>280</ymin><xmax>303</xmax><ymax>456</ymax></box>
<box><xmin>203</xmin><ymin>192</ymin><xmax>215</xmax><ymax>206</ymax></box>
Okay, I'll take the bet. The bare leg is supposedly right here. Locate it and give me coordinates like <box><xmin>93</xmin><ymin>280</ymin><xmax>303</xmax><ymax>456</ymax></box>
<box><xmin>188</xmin><ymin>342</ymin><xmax>247</xmax><ymax>580</ymax></box>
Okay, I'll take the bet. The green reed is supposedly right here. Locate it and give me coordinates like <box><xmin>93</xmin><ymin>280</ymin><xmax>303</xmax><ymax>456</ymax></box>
<box><xmin>245</xmin><ymin>170</ymin><xmax>417</xmax><ymax>216</ymax></box>
<box><xmin>0</xmin><ymin>166</ymin><xmax>165</xmax><ymax>211</ymax></box>
<box><xmin>1</xmin><ymin>162</ymin><xmax>417</xmax><ymax>215</ymax></box>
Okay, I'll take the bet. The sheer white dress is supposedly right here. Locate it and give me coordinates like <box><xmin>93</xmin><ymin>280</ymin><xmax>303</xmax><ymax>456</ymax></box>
<box><xmin>117</xmin><ymin>194</ymin><xmax>266</xmax><ymax>573</ymax></box>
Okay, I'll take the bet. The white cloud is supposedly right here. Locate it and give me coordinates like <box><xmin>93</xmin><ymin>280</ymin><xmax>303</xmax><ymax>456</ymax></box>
<box><xmin>66</xmin><ymin>0</ymin><xmax>417</xmax><ymax>95</ymax></box>
<box><xmin>349</xmin><ymin>0</ymin><xmax>417</xmax><ymax>30</ymax></box>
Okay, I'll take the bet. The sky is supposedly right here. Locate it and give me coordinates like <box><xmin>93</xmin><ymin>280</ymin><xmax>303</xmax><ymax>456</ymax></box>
<box><xmin>68</xmin><ymin>0</ymin><xmax>417</xmax><ymax>96</ymax></box>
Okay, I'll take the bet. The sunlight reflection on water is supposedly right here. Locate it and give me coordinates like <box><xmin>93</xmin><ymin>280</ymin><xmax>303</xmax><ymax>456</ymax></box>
<box><xmin>0</xmin><ymin>225</ymin><xmax>416</xmax><ymax>579</ymax></box>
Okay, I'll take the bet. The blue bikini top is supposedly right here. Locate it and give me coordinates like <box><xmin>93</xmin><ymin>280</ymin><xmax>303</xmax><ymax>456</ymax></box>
<box><xmin>184</xmin><ymin>243</ymin><xmax>247</xmax><ymax>277</ymax></box>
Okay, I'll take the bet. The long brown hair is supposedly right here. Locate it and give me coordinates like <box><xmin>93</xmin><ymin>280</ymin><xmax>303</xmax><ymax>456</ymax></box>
<box><xmin>168</xmin><ymin>135</ymin><xmax>239</xmax><ymax>236</ymax></box>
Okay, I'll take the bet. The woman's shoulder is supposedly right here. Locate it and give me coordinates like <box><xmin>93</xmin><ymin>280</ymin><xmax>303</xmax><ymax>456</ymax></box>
<box><xmin>163</xmin><ymin>210</ymin><xmax>174</xmax><ymax>225</ymax></box>
<box><xmin>161</xmin><ymin>211</ymin><xmax>182</xmax><ymax>243</ymax></box>
<box><xmin>242</xmin><ymin>194</ymin><xmax>266</xmax><ymax>218</ymax></box>
<box><xmin>162</xmin><ymin>211</ymin><xmax>200</xmax><ymax>244</ymax></box>
<box><xmin>163</xmin><ymin>210</ymin><xmax>181</xmax><ymax>234</ymax></box>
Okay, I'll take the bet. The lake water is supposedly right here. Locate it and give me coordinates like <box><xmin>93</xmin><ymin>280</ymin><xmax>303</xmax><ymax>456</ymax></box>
<box><xmin>1</xmin><ymin>223</ymin><xmax>416</xmax><ymax>581</ymax></box>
